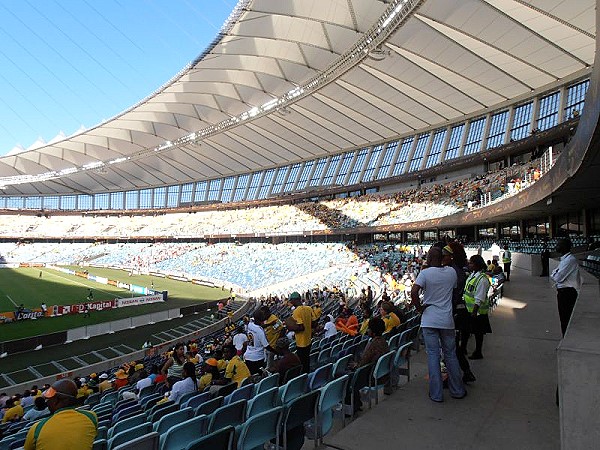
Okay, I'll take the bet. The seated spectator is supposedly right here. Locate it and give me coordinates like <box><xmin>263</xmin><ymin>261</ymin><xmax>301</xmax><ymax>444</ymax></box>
<box><xmin>168</xmin><ymin>362</ymin><xmax>198</xmax><ymax>404</ymax></box>
<box><xmin>198</xmin><ymin>358</ymin><xmax>221</xmax><ymax>391</ymax></box>
<box><xmin>76</xmin><ymin>378</ymin><xmax>93</xmax><ymax>401</ymax></box>
<box><xmin>380</xmin><ymin>301</ymin><xmax>401</xmax><ymax>334</ymax></box>
<box><xmin>22</xmin><ymin>396</ymin><xmax>50</xmax><ymax>422</ymax></box>
<box><xmin>128</xmin><ymin>364</ymin><xmax>146</xmax><ymax>386</ymax></box>
<box><xmin>113</xmin><ymin>369</ymin><xmax>129</xmax><ymax>389</ymax></box>
<box><xmin>24</xmin><ymin>379</ymin><xmax>97</xmax><ymax>450</ymax></box>
<box><xmin>323</xmin><ymin>314</ymin><xmax>338</xmax><ymax>338</ymax></box>
<box><xmin>97</xmin><ymin>373</ymin><xmax>112</xmax><ymax>393</ymax></box>
<box><xmin>268</xmin><ymin>337</ymin><xmax>301</xmax><ymax>381</ymax></box>
<box><xmin>213</xmin><ymin>349</ymin><xmax>227</xmax><ymax>371</ymax></box>
<box><xmin>2</xmin><ymin>398</ymin><xmax>23</xmax><ymax>423</ymax></box>
<box><xmin>359</xmin><ymin>305</ymin><xmax>373</xmax><ymax>335</ymax></box>
<box><xmin>358</xmin><ymin>317</ymin><xmax>390</xmax><ymax>367</ymax></box>
<box><xmin>20</xmin><ymin>390</ymin><xmax>34</xmax><ymax>409</ymax></box>
<box><xmin>221</xmin><ymin>345</ymin><xmax>251</xmax><ymax>387</ymax></box>
<box><xmin>335</xmin><ymin>308</ymin><xmax>359</xmax><ymax>336</ymax></box>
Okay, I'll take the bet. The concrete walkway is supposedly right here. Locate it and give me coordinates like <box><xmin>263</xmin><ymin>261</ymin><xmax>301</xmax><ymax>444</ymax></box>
<box><xmin>324</xmin><ymin>267</ymin><xmax>561</xmax><ymax>450</ymax></box>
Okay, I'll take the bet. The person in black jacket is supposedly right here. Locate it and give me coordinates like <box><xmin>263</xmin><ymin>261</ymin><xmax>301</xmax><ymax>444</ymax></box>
<box><xmin>443</xmin><ymin>242</ymin><xmax>476</xmax><ymax>383</ymax></box>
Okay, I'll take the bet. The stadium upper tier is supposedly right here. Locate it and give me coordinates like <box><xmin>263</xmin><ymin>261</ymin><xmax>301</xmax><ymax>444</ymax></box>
<box><xmin>0</xmin><ymin>0</ymin><xmax>594</xmax><ymax>200</ymax></box>
<box><xmin>0</xmin><ymin>153</ymin><xmax>550</xmax><ymax>238</ymax></box>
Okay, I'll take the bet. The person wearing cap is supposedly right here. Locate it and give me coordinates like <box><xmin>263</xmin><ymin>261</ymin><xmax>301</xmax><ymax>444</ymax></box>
<box><xmin>113</xmin><ymin>369</ymin><xmax>129</xmax><ymax>389</ymax></box>
<box><xmin>199</xmin><ymin>358</ymin><xmax>221</xmax><ymax>391</ymax></box>
<box><xmin>24</xmin><ymin>379</ymin><xmax>97</xmax><ymax>450</ymax></box>
<box><xmin>285</xmin><ymin>291</ymin><xmax>313</xmax><ymax>374</ymax></box>
<box><xmin>97</xmin><ymin>373</ymin><xmax>112</xmax><ymax>393</ymax></box>
<box><xmin>268</xmin><ymin>337</ymin><xmax>301</xmax><ymax>381</ymax></box>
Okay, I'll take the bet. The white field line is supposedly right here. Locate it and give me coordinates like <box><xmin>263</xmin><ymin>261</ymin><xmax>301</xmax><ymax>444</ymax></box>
<box><xmin>6</xmin><ymin>295</ymin><xmax>18</xmax><ymax>307</ymax></box>
<box><xmin>43</xmin><ymin>269</ymin><xmax>121</xmax><ymax>298</ymax></box>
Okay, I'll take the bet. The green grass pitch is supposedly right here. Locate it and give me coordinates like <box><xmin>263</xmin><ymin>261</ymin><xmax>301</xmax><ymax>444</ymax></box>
<box><xmin>0</xmin><ymin>266</ymin><xmax>229</xmax><ymax>342</ymax></box>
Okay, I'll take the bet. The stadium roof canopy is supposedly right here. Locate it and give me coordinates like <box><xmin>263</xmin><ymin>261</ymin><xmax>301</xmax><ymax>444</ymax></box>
<box><xmin>0</xmin><ymin>0</ymin><xmax>595</xmax><ymax>196</ymax></box>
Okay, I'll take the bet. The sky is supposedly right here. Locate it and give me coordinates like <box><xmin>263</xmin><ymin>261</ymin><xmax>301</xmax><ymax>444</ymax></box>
<box><xmin>0</xmin><ymin>0</ymin><xmax>236</xmax><ymax>156</ymax></box>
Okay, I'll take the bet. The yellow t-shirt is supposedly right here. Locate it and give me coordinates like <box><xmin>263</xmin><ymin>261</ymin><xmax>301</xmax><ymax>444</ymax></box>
<box><xmin>263</xmin><ymin>314</ymin><xmax>284</xmax><ymax>348</ymax></box>
<box><xmin>198</xmin><ymin>373</ymin><xmax>213</xmax><ymax>391</ymax></box>
<box><xmin>2</xmin><ymin>404</ymin><xmax>23</xmax><ymax>423</ymax></box>
<box><xmin>359</xmin><ymin>318</ymin><xmax>370</xmax><ymax>335</ymax></box>
<box><xmin>311</xmin><ymin>307</ymin><xmax>322</xmax><ymax>322</ymax></box>
<box><xmin>24</xmin><ymin>407</ymin><xmax>97</xmax><ymax>450</ymax></box>
<box><xmin>217</xmin><ymin>359</ymin><xmax>227</xmax><ymax>371</ymax></box>
<box><xmin>225</xmin><ymin>356</ymin><xmax>251</xmax><ymax>387</ymax></box>
<box><xmin>382</xmin><ymin>312</ymin><xmax>400</xmax><ymax>333</ymax></box>
<box><xmin>292</xmin><ymin>305</ymin><xmax>313</xmax><ymax>348</ymax></box>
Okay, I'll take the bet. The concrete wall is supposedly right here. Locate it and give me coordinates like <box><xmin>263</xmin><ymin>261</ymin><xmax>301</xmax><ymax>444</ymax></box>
<box><xmin>557</xmin><ymin>268</ymin><xmax>600</xmax><ymax>450</ymax></box>
<box><xmin>3</xmin><ymin>298</ymin><xmax>253</xmax><ymax>396</ymax></box>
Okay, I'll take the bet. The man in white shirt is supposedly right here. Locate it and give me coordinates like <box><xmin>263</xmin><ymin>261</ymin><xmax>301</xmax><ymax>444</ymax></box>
<box><xmin>323</xmin><ymin>314</ymin><xmax>337</xmax><ymax>338</ymax></box>
<box><xmin>232</xmin><ymin>325</ymin><xmax>249</xmax><ymax>356</ymax></box>
<box><xmin>550</xmin><ymin>238</ymin><xmax>582</xmax><ymax>336</ymax></box>
<box><xmin>244</xmin><ymin>311</ymin><xmax>276</xmax><ymax>375</ymax></box>
<box><xmin>411</xmin><ymin>246</ymin><xmax>466</xmax><ymax>402</ymax></box>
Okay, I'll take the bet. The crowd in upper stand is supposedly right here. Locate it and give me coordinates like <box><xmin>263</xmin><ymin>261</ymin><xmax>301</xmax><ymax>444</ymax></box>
<box><xmin>0</xmin><ymin>154</ymin><xmax>551</xmax><ymax>240</ymax></box>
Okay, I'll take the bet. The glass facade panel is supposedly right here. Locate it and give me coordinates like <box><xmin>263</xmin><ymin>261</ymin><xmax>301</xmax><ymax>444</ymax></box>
<box><xmin>408</xmin><ymin>133</ymin><xmax>430</xmax><ymax>172</ymax></box>
<box><xmin>44</xmin><ymin>196</ymin><xmax>59</xmax><ymax>210</ymax></box>
<box><xmin>194</xmin><ymin>181</ymin><xmax>207</xmax><ymax>203</ymax></box>
<box><xmin>510</xmin><ymin>102</ymin><xmax>533</xmax><ymax>141</ymax></box>
<box><xmin>125</xmin><ymin>191</ymin><xmax>138</xmax><ymax>209</ymax></box>
<box><xmin>376</xmin><ymin>141</ymin><xmax>398</xmax><ymax>179</ymax></box>
<box><xmin>257</xmin><ymin>169</ymin><xmax>275</xmax><ymax>199</ymax></box>
<box><xmin>77</xmin><ymin>195</ymin><xmax>93</xmax><ymax>210</ymax></box>
<box><xmin>61</xmin><ymin>196</ymin><xmax>76</xmax><ymax>210</ymax></box>
<box><xmin>296</xmin><ymin>161</ymin><xmax>313</xmax><ymax>191</ymax></box>
<box><xmin>445</xmin><ymin>124</ymin><xmax>464</xmax><ymax>160</ymax></box>
<box><xmin>321</xmin><ymin>155</ymin><xmax>341</xmax><ymax>186</ymax></box>
<box><xmin>233</xmin><ymin>174</ymin><xmax>249</xmax><ymax>201</ymax></box>
<box><xmin>166</xmin><ymin>185</ymin><xmax>180</xmax><ymax>207</ymax></box>
<box><xmin>271</xmin><ymin>167</ymin><xmax>289</xmax><ymax>195</ymax></box>
<box><xmin>7</xmin><ymin>197</ymin><xmax>23</xmax><ymax>209</ymax></box>
<box><xmin>25</xmin><ymin>196</ymin><xmax>41</xmax><ymax>210</ymax></box>
<box><xmin>309</xmin><ymin>157</ymin><xmax>327</xmax><ymax>187</ymax></box>
<box><xmin>463</xmin><ymin>117</ymin><xmax>486</xmax><ymax>155</ymax></box>
<box><xmin>283</xmin><ymin>163</ymin><xmax>302</xmax><ymax>192</ymax></box>
<box><xmin>335</xmin><ymin>153</ymin><xmax>355</xmax><ymax>185</ymax></box>
<box><xmin>346</xmin><ymin>148</ymin><xmax>368</xmax><ymax>185</ymax></box>
<box><xmin>139</xmin><ymin>189</ymin><xmax>152</xmax><ymax>209</ymax></box>
<box><xmin>110</xmin><ymin>192</ymin><xmax>124</xmax><ymax>209</ymax></box>
<box><xmin>94</xmin><ymin>193</ymin><xmax>108</xmax><ymax>210</ymax></box>
<box><xmin>153</xmin><ymin>187</ymin><xmax>166</xmax><ymax>208</ymax></box>
<box><xmin>180</xmin><ymin>183</ymin><xmax>193</xmax><ymax>204</ymax></box>
<box><xmin>564</xmin><ymin>79</ymin><xmax>590</xmax><ymax>120</ymax></box>
<box><xmin>207</xmin><ymin>179</ymin><xmax>222</xmax><ymax>202</ymax></box>
<box><xmin>220</xmin><ymin>176</ymin><xmax>235</xmax><ymax>203</ymax></box>
<box><xmin>391</xmin><ymin>137</ymin><xmax>413</xmax><ymax>176</ymax></box>
<box><xmin>486</xmin><ymin>111</ymin><xmax>508</xmax><ymax>149</ymax></box>
<box><xmin>537</xmin><ymin>92</ymin><xmax>559</xmax><ymax>131</ymax></box>
<box><xmin>425</xmin><ymin>129</ymin><xmax>446</xmax><ymax>168</ymax></box>
<box><xmin>362</xmin><ymin>145</ymin><xmax>383</xmax><ymax>182</ymax></box>
<box><xmin>246</xmin><ymin>172</ymin><xmax>262</xmax><ymax>201</ymax></box>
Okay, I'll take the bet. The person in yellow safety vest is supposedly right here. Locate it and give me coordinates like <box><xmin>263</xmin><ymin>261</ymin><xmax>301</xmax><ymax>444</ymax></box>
<box><xmin>460</xmin><ymin>255</ymin><xmax>492</xmax><ymax>360</ymax></box>
<box><xmin>502</xmin><ymin>245</ymin><xmax>512</xmax><ymax>281</ymax></box>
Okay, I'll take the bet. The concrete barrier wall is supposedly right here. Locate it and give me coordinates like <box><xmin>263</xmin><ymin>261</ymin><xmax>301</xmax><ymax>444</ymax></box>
<box><xmin>557</xmin><ymin>266</ymin><xmax>600</xmax><ymax>450</ymax></box>
<box><xmin>4</xmin><ymin>298</ymin><xmax>252</xmax><ymax>396</ymax></box>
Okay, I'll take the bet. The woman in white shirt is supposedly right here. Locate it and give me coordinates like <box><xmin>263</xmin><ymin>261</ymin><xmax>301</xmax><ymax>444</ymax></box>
<box><xmin>169</xmin><ymin>362</ymin><xmax>198</xmax><ymax>404</ymax></box>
